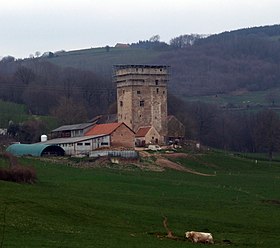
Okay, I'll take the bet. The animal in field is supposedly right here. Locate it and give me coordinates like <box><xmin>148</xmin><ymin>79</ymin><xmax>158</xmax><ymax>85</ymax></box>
<box><xmin>185</xmin><ymin>231</ymin><xmax>214</xmax><ymax>244</ymax></box>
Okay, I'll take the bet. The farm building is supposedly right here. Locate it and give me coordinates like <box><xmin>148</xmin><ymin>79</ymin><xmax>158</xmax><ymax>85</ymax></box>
<box><xmin>42</xmin><ymin>135</ymin><xmax>111</xmax><ymax>156</ymax></box>
<box><xmin>135</xmin><ymin>126</ymin><xmax>161</xmax><ymax>147</ymax></box>
<box><xmin>88</xmin><ymin>114</ymin><xmax>118</xmax><ymax>124</ymax></box>
<box><xmin>38</xmin><ymin>122</ymin><xmax>135</xmax><ymax>156</ymax></box>
<box><xmin>6</xmin><ymin>143</ymin><xmax>65</xmax><ymax>157</ymax></box>
<box><xmin>167</xmin><ymin>115</ymin><xmax>185</xmax><ymax>144</ymax></box>
<box><xmin>51</xmin><ymin>122</ymin><xmax>95</xmax><ymax>139</ymax></box>
<box><xmin>85</xmin><ymin>122</ymin><xmax>135</xmax><ymax>149</ymax></box>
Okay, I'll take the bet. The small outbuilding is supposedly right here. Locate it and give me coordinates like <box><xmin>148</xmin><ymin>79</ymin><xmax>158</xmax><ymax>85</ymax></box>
<box><xmin>167</xmin><ymin>115</ymin><xmax>185</xmax><ymax>144</ymax></box>
<box><xmin>6</xmin><ymin>143</ymin><xmax>65</xmax><ymax>157</ymax></box>
<box><xmin>135</xmin><ymin>126</ymin><xmax>161</xmax><ymax>147</ymax></box>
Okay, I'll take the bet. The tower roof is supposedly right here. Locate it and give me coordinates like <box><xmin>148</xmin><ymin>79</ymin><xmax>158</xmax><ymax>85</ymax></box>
<box><xmin>114</xmin><ymin>64</ymin><xmax>169</xmax><ymax>69</ymax></box>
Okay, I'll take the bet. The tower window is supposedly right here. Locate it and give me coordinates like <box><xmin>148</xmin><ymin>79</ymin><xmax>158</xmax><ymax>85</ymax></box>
<box><xmin>120</xmin><ymin>101</ymin><xmax>123</xmax><ymax>107</ymax></box>
<box><xmin>156</xmin><ymin>88</ymin><xmax>159</xmax><ymax>94</ymax></box>
<box><xmin>140</xmin><ymin>100</ymin><xmax>144</xmax><ymax>107</ymax></box>
<box><xmin>155</xmin><ymin>80</ymin><xmax>159</xmax><ymax>85</ymax></box>
<box><xmin>163</xmin><ymin>91</ymin><xmax>165</xmax><ymax>94</ymax></box>
<box><xmin>137</xmin><ymin>90</ymin><xmax>141</xmax><ymax>94</ymax></box>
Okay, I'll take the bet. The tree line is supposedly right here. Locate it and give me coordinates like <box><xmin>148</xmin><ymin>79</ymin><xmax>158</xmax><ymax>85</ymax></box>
<box><xmin>0</xmin><ymin>59</ymin><xmax>114</xmax><ymax>124</ymax></box>
<box><xmin>169</xmin><ymin>94</ymin><xmax>280</xmax><ymax>159</ymax></box>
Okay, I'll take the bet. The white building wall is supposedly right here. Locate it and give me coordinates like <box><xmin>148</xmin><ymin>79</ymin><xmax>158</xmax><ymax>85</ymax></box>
<box><xmin>57</xmin><ymin>136</ymin><xmax>110</xmax><ymax>156</ymax></box>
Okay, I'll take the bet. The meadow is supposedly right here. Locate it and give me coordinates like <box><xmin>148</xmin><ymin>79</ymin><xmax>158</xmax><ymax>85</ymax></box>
<box><xmin>0</xmin><ymin>151</ymin><xmax>279</xmax><ymax>247</ymax></box>
<box><xmin>185</xmin><ymin>88</ymin><xmax>280</xmax><ymax>109</ymax></box>
<box><xmin>47</xmin><ymin>47</ymin><xmax>163</xmax><ymax>72</ymax></box>
<box><xmin>0</xmin><ymin>100</ymin><xmax>29</xmax><ymax>127</ymax></box>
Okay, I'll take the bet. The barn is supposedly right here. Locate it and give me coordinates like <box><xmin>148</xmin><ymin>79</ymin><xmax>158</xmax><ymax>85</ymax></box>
<box><xmin>85</xmin><ymin>122</ymin><xmax>135</xmax><ymax>148</ymax></box>
<box><xmin>6</xmin><ymin>143</ymin><xmax>65</xmax><ymax>157</ymax></box>
<box><xmin>42</xmin><ymin>134</ymin><xmax>111</xmax><ymax>156</ymax></box>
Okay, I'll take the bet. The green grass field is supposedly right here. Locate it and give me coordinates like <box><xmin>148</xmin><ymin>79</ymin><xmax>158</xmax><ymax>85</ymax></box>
<box><xmin>0</xmin><ymin>151</ymin><xmax>280</xmax><ymax>247</ymax></box>
<box><xmin>0</xmin><ymin>100</ymin><xmax>58</xmax><ymax>131</ymax></box>
<box><xmin>185</xmin><ymin>88</ymin><xmax>280</xmax><ymax>109</ymax></box>
<box><xmin>45</xmin><ymin>47</ymin><xmax>163</xmax><ymax>72</ymax></box>
<box><xmin>0</xmin><ymin>100</ymin><xmax>29</xmax><ymax>127</ymax></box>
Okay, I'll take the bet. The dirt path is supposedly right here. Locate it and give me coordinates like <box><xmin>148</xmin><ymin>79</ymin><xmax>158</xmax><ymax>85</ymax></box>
<box><xmin>139</xmin><ymin>151</ymin><xmax>216</xmax><ymax>176</ymax></box>
<box><xmin>155</xmin><ymin>158</ymin><xmax>215</xmax><ymax>176</ymax></box>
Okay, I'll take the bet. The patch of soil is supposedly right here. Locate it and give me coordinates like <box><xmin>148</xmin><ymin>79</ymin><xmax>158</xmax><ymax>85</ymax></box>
<box><xmin>163</xmin><ymin>153</ymin><xmax>190</xmax><ymax>158</ymax></box>
<box><xmin>155</xmin><ymin>158</ymin><xmax>215</xmax><ymax>177</ymax></box>
<box><xmin>261</xmin><ymin>199</ymin><xmax>280</xmax><ymax>206</ymax></box>
<box><xmin>163</xmin><ymin>153</ymin><xmax>218</xmax><ymax>169</ymax></box>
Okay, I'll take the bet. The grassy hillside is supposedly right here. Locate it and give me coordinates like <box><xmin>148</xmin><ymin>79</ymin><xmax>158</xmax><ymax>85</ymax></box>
<box><xmin>184</xmin><ymin>87</ymin><xmax>280</xmax><ymax>109</ymax></box>
<box><xmin>0</xmin><ymin>100</ymin><xmax>58</xmax><ymax>131</ymax></box>
<box><xmin>0</xmin><ymin>151</ymin><xmax>279</xmax><ymax>247</ymax></box>
<box><xmin>0</xmin><ymin>100</ymin><xmax>29</xmax><ymax>127</ymax></box>
<box><xmin>35</xmin><ymin>25</ymin><xmax>280</xmax><ymax>109</ymax></box>
<box><xmin>43</xmin><ymin>47</ymin><xmax>164</xmax><ymax>73</ymax></box>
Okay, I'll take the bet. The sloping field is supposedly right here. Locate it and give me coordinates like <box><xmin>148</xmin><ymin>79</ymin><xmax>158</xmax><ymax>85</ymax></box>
<box><xmin>0</xmin><ymin>100</ymin><xmax>29</xmax><ymax>127</ymax></box>
<box><xmin>0</xmin><ymin>151</ymin><xmax>280</xmax><ymax>247</ymax></box>
<box><xmin>44</xmin><ymin>47</ymin><xmax>163</xmax><ymax>72</ymax></box>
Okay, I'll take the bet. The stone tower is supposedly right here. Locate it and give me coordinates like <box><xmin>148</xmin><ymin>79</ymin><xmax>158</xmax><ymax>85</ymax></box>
<box><xmin>114</xmin><ymin>65</ymin><xmax>169</xmax><ymax>143</ymax></box>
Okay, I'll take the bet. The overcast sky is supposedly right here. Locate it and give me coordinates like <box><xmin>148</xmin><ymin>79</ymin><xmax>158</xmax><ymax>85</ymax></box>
<box><xmin>1</xmin><ymin>0</ymin><xmax>280</xmax><ymax>58</ymax></box>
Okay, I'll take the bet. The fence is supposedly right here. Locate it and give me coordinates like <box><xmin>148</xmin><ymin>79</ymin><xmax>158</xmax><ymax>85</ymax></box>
<box><xmin>89</xmin><ymin>150</ymin><xmax>139</xmax><ymax>159</ymax></box>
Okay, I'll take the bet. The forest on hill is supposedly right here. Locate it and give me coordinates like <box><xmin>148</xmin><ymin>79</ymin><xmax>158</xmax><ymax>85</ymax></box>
<box><xmin>1</xmin><ymin>24</ymin><xmax>280</xmax><ymax>155</ymax></box>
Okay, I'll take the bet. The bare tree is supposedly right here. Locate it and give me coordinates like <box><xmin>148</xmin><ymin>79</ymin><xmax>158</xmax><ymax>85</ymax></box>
<box><xmin>14</xmin><ymin>66</ymin><xmax>35</xmax><ymax>85</ymax></box>
<box><xmin>254</xmin><ymin>109</ymin><xmax>280</xmax><ymax>160</ymax></box>
<box><xmin>51</xmin><ymin>97</ymin><xmax>88</xmax><ymax>125</ymax></box>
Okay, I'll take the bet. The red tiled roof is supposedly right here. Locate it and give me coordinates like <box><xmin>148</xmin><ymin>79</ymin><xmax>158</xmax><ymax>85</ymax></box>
<box><xmin>135</xmin><ymin>126</ymin><xmax>152</xmax><ymax>137</ymax></box>
<box><xmin>85</xmin><ymin>123</ymin><xmax>123</xmax><ymax>136</ymax></box>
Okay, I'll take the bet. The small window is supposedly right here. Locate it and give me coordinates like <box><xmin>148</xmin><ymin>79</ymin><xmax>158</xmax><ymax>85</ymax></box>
<box><xmin>163</xmin><ymin>91</ymin><xmax>165</xmax><ymax>94</ymax></box>
<box><xmin>123</xmin><ymin>90</ymin><xmax>125</xmax><ymax>94</ymax></box>
<box><xmin>77</xmin><ymin>143</ymin><xmax>83</xmax><ymax>146</ymax></box>
<box><xmin>155</xmin><ymin>80</ymin><xmax>159</xmax><ymax>85</ymax></box>
<box><xmin>101</xmin><ymin>142</ymin><xmax>109</xmax><ymax>146</ymax></box>
<box><xmin>156</xmin><ymin>88</ymin><xmax>159</xmax><ymax>94</ymax></box>
<box><xmin>137</xmin><ymin>90</ymin><xmax>141</xmax><ymax>94</ymax></box>
<box><xmin>140</xmin><ymin>100</ymin><xmax>144</xmax><ymax>107</ymax></box>
<box><xmin>140</xmin><ymin>115</ymin><xmax>142</xmax><ymax>117</ymax></box>
<box><xmin>85</xmin><ymin>143</ymin><xmax>90</xmax><ymax>146</ymax></box>
<box><xmin>120</xmin><ymin>101</ymin><xmax>123</xmax><ymax>107</ymax></box>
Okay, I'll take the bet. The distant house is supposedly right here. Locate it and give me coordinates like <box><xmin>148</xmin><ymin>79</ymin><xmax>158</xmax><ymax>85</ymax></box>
<box><xmin>51</xmin><ymin>122</ymin><xmax>95</xmax><ymax>139</ymax></box>
<box><xmin>167</xmin><ymin>115</ymin><xmax>185</xmax><ymax>143</ymax></box>
<box><xmin>41</xmin><ymin>51</ymin><xmax>55</xmax><ymax>58</ymax></box>
<box><xmin>0</xmin><ymin>128</ymin><xmax>7</xmax><ymax>135</ymax></box>
<box><xmin>135</xmin><ymin>126</ymin><xmax>161</xmax><ymax>147</ymax></box>
<box><xmin>115</xmin><ymin>43</ymin><xmax>130</xmax><ymax>48</ymax></box>
<box><xmin>85</xmin><ymin>122</ymin><xmax>135</xmax><ymax>149</ymax></box>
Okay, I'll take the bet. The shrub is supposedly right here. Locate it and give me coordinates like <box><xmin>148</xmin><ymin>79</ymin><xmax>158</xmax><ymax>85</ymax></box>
<box><xmin>0</xmin><ymin>166</ymin><xmax>37</xmax><ymax>184</ymax></box>
<box><xmin>0</xmin><ymin>152</ymin><xmax>37</xmax><ymax>184</ymax></box>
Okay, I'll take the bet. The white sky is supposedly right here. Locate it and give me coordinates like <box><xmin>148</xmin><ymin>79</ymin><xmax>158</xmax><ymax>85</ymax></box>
<box><xmin>1</xmin><ymin>0</ymin><xmax>280</xmax><ymax>58</ymax></box>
